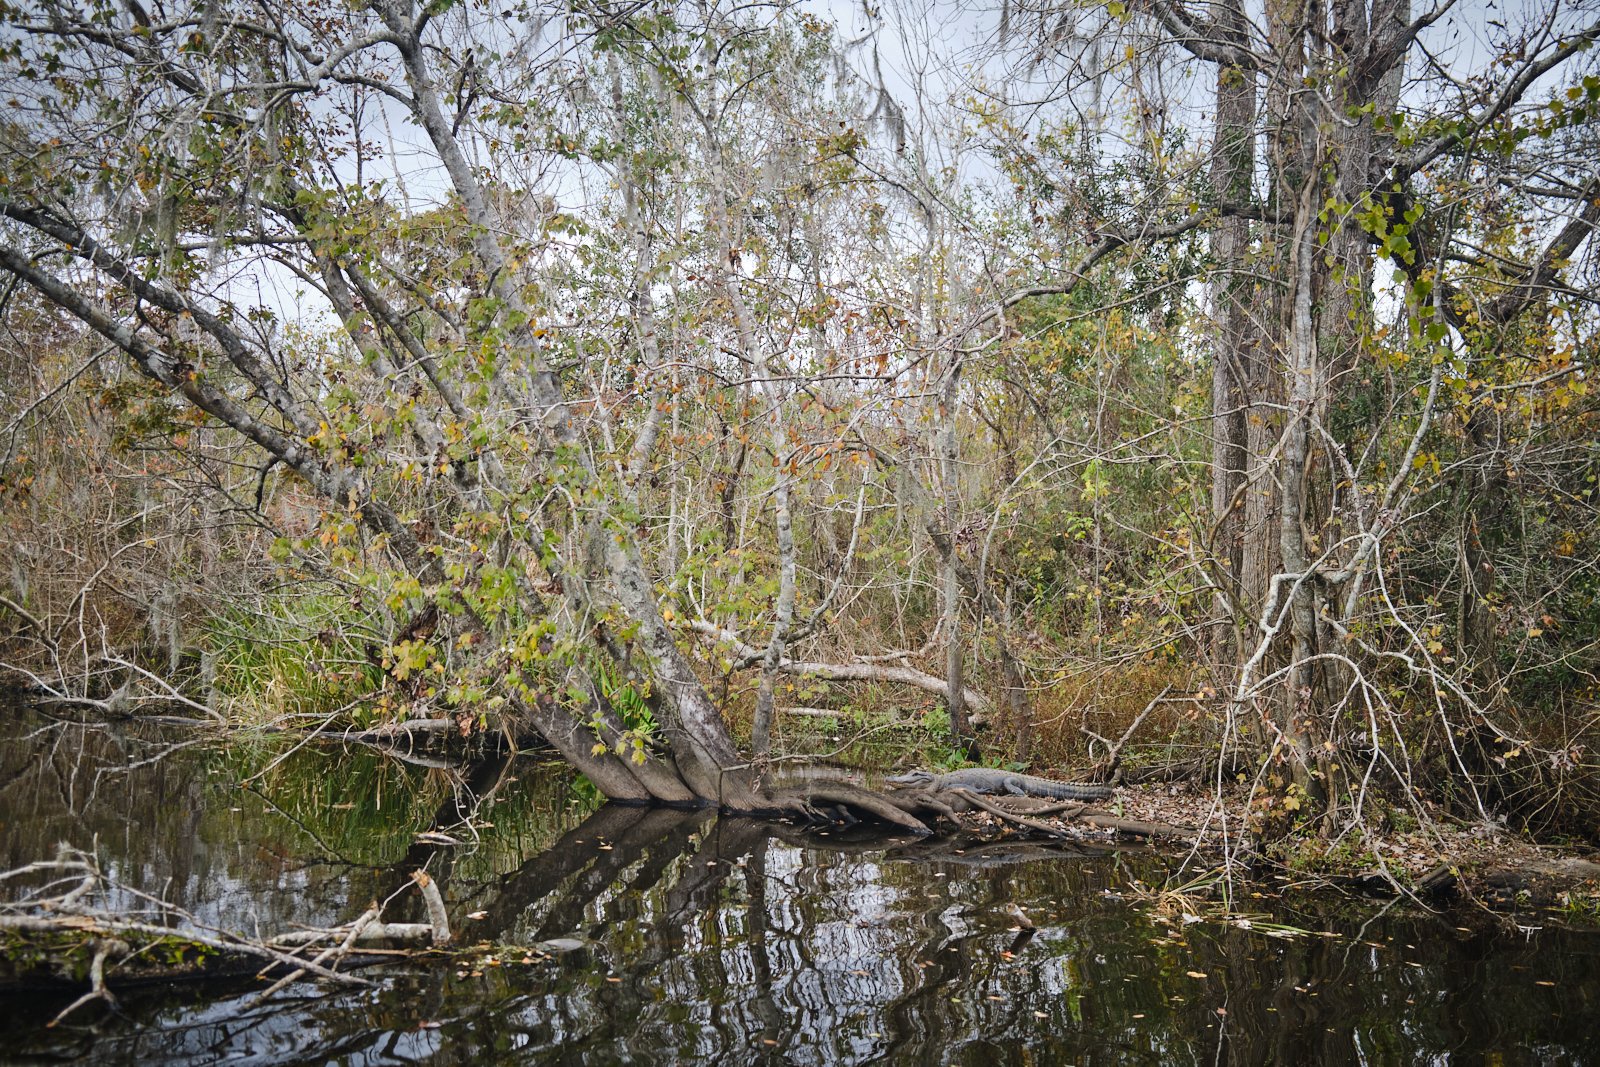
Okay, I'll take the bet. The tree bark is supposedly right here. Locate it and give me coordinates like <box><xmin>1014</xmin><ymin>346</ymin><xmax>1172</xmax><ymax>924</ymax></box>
<box><xmin>1208</xmin><ymin>0</ymin><xmax>1257</xmax><ymax>663</ymax></box>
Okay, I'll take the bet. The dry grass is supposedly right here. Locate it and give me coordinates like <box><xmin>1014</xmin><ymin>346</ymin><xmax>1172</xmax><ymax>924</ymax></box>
<box><xmin>1028</xmin><ymin>659</ymin><xmax>1204</xmax><ymax>772</ymax></box>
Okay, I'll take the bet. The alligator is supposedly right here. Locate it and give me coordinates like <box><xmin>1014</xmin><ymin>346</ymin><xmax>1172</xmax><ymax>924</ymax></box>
<box><xmin>886</xmin><ymin>768</ymin><xmax>1113</xmax><ymax>801</ymax></box>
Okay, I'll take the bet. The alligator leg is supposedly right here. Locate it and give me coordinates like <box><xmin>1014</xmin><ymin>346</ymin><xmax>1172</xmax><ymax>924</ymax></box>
<box><xmin>1003</xmin><ymin>777</ymin><xmax>1027</xmax><ymax>796</ymax></box>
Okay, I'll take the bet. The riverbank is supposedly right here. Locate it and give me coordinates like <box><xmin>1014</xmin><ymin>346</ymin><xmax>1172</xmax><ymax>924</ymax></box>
<box><xmin>931</xmin><ymin>776</ymin><xmax>1600</xmax><ymax>919</ymax></box>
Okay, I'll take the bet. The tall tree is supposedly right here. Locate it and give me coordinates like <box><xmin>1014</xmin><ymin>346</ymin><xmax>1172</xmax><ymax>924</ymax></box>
<box><xmin>0</xmin><ymin>0</ymin><xmax>933</xmax><ymax>821</ymax></box>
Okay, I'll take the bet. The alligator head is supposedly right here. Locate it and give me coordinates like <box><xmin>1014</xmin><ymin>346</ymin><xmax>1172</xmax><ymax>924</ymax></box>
<box><xmin>886</xmin><ymin>770</ymin><xmax>935</xmax><ymax>786</ymax></box>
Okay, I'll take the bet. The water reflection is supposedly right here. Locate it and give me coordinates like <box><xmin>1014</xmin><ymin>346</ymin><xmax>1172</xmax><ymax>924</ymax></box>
<box><xmin>3</xmin><ymin>710</ymin><xmax>1599</xmax><ymax>1064</ymax></box>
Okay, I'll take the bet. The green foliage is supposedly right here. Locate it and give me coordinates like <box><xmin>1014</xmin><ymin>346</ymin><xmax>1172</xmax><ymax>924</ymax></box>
<box><xmin>2</xmin><ymin>0</ymin><xmax>1597</xmax><ymax>843</ymax></box>
<box><xmin>205</xmin><ymin>594</ymin><xmax>380</xmax><ymax>721</ymax></box>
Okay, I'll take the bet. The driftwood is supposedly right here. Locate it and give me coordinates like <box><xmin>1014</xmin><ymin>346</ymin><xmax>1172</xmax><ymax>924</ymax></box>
<box><xmin>43</xmin><ymin>937</ymin><xmax>124</xmax><ymax>1028</ymax></box>
<box><xmin>778</xmin><ymin>705</ymin><xmax>842</xmax><ymax>719</ymax></box>
<box><xmin>248</xmin><ymin>906</ymin><xmax>383</xmax><ymax>1007</ymax></box>
<box><xmin>341</xmin><ymin>717</ymin><xmax>458</xmax><ymax>742</ymax></box>
<box><xmin>1</xmin><ymin>910</ymin><xmax>370</xmax><ymax>987</ymax></box>
<box><xmin>242</xmin><ymin>876</ymin><xmax>446</xmax><ymax>1007</ymax></box>
<box><xmin>269</xmin><ymin>871</ymin><xmax>448</xmax><ymax>951</ymax></box>
<box><xmin>269</xmin><ymin>921</ymin><xmax>439</xmax><ymax>948</ymax></box>
<box><xmin>1</xmin><ymin>848</ymin><xmax>454</xmax><ymax>1021</ymax></box>
<box><xmin>410</xmin><ymin>870</ymin><xmax>452</xmax><ymax>945</ymax></box>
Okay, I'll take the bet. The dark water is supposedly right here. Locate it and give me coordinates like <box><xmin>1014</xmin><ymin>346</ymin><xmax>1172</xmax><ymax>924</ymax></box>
<box><xmin>2</xmin><ymin>710</ymin><xmax>1599</xmax><ymax>1065</ymax></box>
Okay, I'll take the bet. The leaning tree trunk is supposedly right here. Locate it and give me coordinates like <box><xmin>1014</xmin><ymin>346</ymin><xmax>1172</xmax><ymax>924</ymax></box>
<box><xmin>392</xmin><ymin>7</ymin><xmax>825</xmax><ymax>809</ymax></box>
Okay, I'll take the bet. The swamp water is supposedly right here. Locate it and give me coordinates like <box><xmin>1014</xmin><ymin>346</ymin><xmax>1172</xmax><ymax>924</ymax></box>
<box><xmin>2</xmin><ymin>711</ymin><xmax>1599</xmax><ymax>1065</ymax></box>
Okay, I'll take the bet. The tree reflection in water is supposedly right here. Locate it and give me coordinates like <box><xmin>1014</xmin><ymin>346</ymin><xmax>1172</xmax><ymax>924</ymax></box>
<box><xmin>3</xmin><ymin>718</ymin><xmax>1600</xmax><ymax>1064</ymax></box>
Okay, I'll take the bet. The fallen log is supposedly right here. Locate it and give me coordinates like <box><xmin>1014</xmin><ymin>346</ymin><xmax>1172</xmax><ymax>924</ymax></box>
<box><xmin>270</xmin><ymin>922</ymin><xmax>440</xmax><ymax>948</ymax></box>
<box><xmin>341</xmin><ymin>717</ymin><xmax>457</xmax><ymax>742</ymax></box>
<box><xmin>1473</xmin><ymin>856</ymin><xmax>1600</xmax><ymax>908</ymax></box>
<box><xmin>0</xmin><ymin>849</ymin><xmax>458</xmax><ymax>1019</ymax></box>
<box><xmin>779</xmin><ymin>706</ymin><xmax>842</xmax><ymax>719</ymax></box>
<box><xmin>688</xmin><ymin>619</ymin><xmax>991</xmax><ymax>722</ymax></box>
<box><xmin>1075</xmin><ymin>812</ymin><xmax>1194</xmax><ymax>840</ymax></box>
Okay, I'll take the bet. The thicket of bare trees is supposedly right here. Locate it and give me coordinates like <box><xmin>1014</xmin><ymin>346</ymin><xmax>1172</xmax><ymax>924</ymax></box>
<box><xmin>1</xmin><ymin>0</ymin><xmax>1597</xmax><ymax>839</ymax></box>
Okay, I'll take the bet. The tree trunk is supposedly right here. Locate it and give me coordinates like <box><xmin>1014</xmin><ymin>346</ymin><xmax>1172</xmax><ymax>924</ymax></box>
<box><xmin>1208</xmin><ymin>0</ymin><xmax>1257</xmax><ymax>665</ymax></box>
<box><xmin>939</xmin><ymin>359</ymin><xmax>976</xmax><ymax>754</ymax></box>
<box><xmin>1276</xmin><ymin>186</ymin><xmax>1325</xmax><ymax>805</ymax></box>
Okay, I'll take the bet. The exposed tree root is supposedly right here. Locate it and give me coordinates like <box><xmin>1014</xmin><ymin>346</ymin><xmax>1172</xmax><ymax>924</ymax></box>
<box><xmin>767</xmin><ymin>781</ymin><xmax>933</xmax><ymax>835</ymax></box>
<box><xmin>942</xmin><ymin>789</ymin><xmax>1074</xmax><ymax>838</ymax></box>
<box><xmin>875</xmin><ymin>782</ymin><xmax>1198</xmax><ymax>842</ymax></box>
<box><xmin>761</xmin><ymin>773</ymin><xmax>1199</xmax><ymax>843</ymax></box>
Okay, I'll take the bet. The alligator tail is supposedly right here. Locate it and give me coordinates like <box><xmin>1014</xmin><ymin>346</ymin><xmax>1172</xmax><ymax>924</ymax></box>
<box><xmin>1051</xmin><ymin>783</ymin><xmax>1114</xmax><ymax>801</ymax></box>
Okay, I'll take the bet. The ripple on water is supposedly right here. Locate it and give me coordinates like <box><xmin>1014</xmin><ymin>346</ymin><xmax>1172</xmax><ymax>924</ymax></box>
<box><xmin>2</xmin><ymin>706</ymin><xmax>1599</xmax><ymax>1065</ymax></box>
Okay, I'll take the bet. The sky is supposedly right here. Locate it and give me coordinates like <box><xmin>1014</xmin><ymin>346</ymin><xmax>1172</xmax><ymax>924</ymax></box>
<box><xmin>148</xmin><ymin>0</ymin><xmax>1597</xmax><ymax>340</ymax></box>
